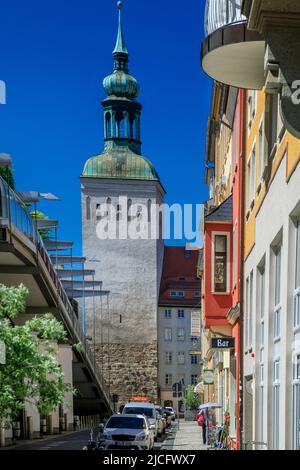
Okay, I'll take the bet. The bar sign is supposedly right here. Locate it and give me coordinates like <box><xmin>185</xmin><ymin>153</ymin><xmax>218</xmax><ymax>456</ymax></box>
<box><xmin>212</xmin><ymin>337</ymin><xmax>235</xmax><ymax>349</ymax></box>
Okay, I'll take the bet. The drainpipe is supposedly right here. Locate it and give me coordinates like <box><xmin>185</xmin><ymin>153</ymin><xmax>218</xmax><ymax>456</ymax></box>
<box><xmin>239</xmin><ymin>89</ymin><xmax>247</xmax><ymax>450</ymax></box>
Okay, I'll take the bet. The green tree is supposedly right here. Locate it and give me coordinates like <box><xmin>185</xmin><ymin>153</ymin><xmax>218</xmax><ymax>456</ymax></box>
<box><xmin>0</xmin><ymin>284</ymin><xmax>75</xmax><ymax>427</ymax></box>
<box><xmin>29</xmin><ymin>210</ymin><xmax>51</xmax><ymax>240</ymax></box>
<box><xmin>183</xmin><ymin>385</ymin><xmax>202</xmax><ymax>410</ymax></box>
<box><xmin>0</xmin><ymin>166</ymin><xmax>15</xmax><ymax>189</ymax></box>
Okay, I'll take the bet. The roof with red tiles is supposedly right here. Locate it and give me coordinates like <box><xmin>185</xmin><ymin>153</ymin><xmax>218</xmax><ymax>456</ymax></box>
<box><xmin>159</xmin><ymin>246</ymin><xmax>202</xmax><ymax>307</ymax></box>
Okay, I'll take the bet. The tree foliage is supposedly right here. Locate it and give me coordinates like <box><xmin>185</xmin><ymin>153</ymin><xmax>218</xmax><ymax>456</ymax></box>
<box><xmin>0</xmin><ymin>166</ymin><xmax>15</xmax><ymax>189</ymax></box>
<box><xmin>29</xmin><ymin>210</ymin><xmax>51</xmax><ymax>240</ymax></box>
<box><xmin>183</xmin><ymin>385</ymin><xmax>202</xmax><ymax>410</ymax></box>
<box><xmin>0</xmin><ymin>284</ymin><xmax>75</xmax><ymax>426</ymax></box>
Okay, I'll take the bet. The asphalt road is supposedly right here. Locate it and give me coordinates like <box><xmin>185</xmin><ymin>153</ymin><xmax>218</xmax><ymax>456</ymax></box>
<box><xmin>9</xmin><ymin>427</ymin><xmax>173</xmax><ymax>451</ymax></box>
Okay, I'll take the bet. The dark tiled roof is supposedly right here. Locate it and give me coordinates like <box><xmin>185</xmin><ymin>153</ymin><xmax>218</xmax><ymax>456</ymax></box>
<box><xmin>205</xmin><ymin>195</ymin><xmax>233</xmax><ymax>222</ymax></box>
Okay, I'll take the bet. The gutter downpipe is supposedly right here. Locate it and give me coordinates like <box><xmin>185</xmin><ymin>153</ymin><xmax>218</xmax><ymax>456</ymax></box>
<box><xmin>239</xmin><ymin>88</ymin><xmax>247</xmax><ymax>450</ymax></box>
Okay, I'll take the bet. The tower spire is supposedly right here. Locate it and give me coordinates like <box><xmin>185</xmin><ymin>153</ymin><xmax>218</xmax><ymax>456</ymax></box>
<box><xmin>113</xmin><ymin>2</ymin><xmax>128</xmax><ymax>55</ymax></box>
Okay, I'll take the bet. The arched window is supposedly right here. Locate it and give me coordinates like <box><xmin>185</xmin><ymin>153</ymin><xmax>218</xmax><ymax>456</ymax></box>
<box><xmin>105</xmin><ymin>112</ymin><xmax>112</xmax><ymax>138</ymax></box>
<box><xmin>86</xmin><ymin>196</ymin><xmax>91</xmax><ymax>220</ymax></box>
<box><xmin>127</xmin><ymin>198</ymin><xmax>132</xmax><ymax>221</ymax></box>
<box><xmin>130</xmin><ymin>116</ymin><xmax>136</xmax><ymax>139</ymax></box>
<box><xmin>147</xmin><ymin>199</ymin><xmax>152</xmax><ymax>223</ymax></box>
<box><xmin>116</xmin><ymin>112</ymin><xmax>125</xmax><ymax>138</ymax></box>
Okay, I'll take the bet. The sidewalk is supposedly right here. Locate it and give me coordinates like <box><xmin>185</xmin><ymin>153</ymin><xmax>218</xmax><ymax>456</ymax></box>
<box><xmin>171</xmin><ymin>420</ymin><xmax>207</xmax><ymax>451</ymax></box>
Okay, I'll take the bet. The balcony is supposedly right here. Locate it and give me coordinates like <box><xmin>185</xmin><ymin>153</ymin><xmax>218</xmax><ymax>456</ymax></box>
<box><xmin>202</xmin><ymin>0</ymin><xmax>265</xmax><ymax>89</ymax></box>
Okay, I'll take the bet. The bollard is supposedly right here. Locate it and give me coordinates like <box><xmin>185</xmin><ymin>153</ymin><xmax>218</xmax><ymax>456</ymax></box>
<box><xmin>27</xmin><ymin>416</ymin><xmax>33</xmax><ymax>440</ymax></box>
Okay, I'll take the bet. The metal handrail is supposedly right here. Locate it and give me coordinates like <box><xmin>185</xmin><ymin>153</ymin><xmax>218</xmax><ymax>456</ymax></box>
<box><xmin>204</xmin><ymin>0</ymin><xmax>246</xmax><ymax>36</ymax></box>
<box><xmin>0</xmin><ymin>175</ymin><xmax>112</xmax><ymax>410</ymax></box>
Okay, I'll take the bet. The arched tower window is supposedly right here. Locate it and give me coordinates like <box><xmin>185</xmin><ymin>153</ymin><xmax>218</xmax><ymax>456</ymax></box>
<box><xmin>147</xmin><ymin>199</ymin><xmax>152</xmax><ymax>223</ymax></box>
<box><xmin>86</xmin><ymin>196</ymin><xmax>91</xmax><ymax>220</ymax></box>
<box><xmin>105</xmin><ymin>112</ymin><xmax>112</xmax><ymax>138</ymax></box>
<box><xmin>127</xmin><ymin>198</ymin><xmax>132</xmax><ymax>221</ymax></box>
<box><xmin>116</xmin><ymin>112</ymin><xmax>125</xmax><ymax>138</ymax></box>
<box><xmin>130</xmin><ymin>116</ymin><xmax>136</xmax><ymax>140</ymax></box>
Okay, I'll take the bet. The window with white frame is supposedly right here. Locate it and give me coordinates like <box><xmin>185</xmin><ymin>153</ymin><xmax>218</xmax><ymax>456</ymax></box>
<box><xmin>213</xmin><ymin>234</ymin><xmax>228</xmax><ymax>293</ymax></box>
<box><xmin>165</xmin><ymin>352</ymin><xmax>172</xmax><ymax>364</ymax></box>
<box><xmin>165</xmin><ymin>374</ymin><xmax>173</xmax><ymax>386</ymax></box>
<box><xmin>177</xmin><ymin>328</ymin><xmax>185</xmax><ymax>341</ymax></box>
<box><xmin>258</xmin><ymin>265</ymin><xmax>265</xmax><ymax>446</ymax></box>
<box><xmin>245</xmin><ymin>277</ymin><xmax>249</xmax><ymax>350</ymax></box>
<box><xmin>295</xmin><ymin>220</ymin><xmax>300</xmax><ymax>330</ymax></box>
<box><xmin>191</xmin><ymin>355</ymin><xmax>199</xmax><ymax>365</ymax></box>
<box><xmin>191</xmin><ymin>375</ymin><xmax>198</xmax><ymax>386</ymax></box>
<box><xmin>177</xmin><ymin>352</ymin><xmax>185</xmax><ymax>365</ymax></box>
<box><xmin>273</xmin><ymin>359</ymin><xmax>280</xmax><ymax>449</ymax></box>
<box><xmin>251</xmin><ymin>145</ymin><xmax>256</xmax><ymax>203</ymax></box>
<box><xmin>271</xmin><ymin>94</ymin><xmax>279</xmax><ymax>152</ymax></box>
<box><xmin>249</xmin><ymin>271</ymin><xmax>254</xmax><ymax>348</ymax></box>
<box><xmin>293</xmin><ymin>353</ymin><xmax>300</xmax><ymax>450</ymax></box>
<box><xmin>178</xmin><ymin>309</ymin><xmax>185</xmax><ymax>319</ymax></box>
<box><xmin>248</xmin><ymin>90</ymin><xmax>257</xmax><ymax>131</ymax></box>
<box><xmin>258</xmin><ymin>122</ymin><xmax>264</xmax><ymax>182</ymax></box>
<box><xmin>165</xmin><ymin>309</ymin><xmax>172</xmax><ymax>319</ymax></box>
<box><xmin>274</xmin><ymin>244</ymin><xmax>282</xmax><ymax>341</ymax></box>
<box><xmin>164</xmin><ymin>328</ymin><xmax>172</xmax><ymax>342</ymax></box>
<box><xmin>233</xmin><ymin>223</ymin><xmax>238</xmax><ymax>287</ymax></box>
<box><xmin>247</xmin><ymin>157</ymin><xmax>251</xmax><ymax>210</ymax></box>
<box><xmin>278</xmin><ymin>97</ymin><xmax>285</xmax><ymax>141</ymax></box>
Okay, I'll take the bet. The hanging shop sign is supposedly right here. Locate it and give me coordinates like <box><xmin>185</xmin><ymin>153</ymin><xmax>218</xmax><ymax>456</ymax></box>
<box><xmin>211</xmin><ymin>337</ymin><xmax>235</xmax><ymax>349</ymax></box>
<box><xmin>203</xmin><ymin>369</ymin><xmax>214</xmax><ymax>385</ymax></box>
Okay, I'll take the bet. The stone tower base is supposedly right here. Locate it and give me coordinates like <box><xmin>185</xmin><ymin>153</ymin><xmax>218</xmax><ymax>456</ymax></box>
<box><xmin>94</xmin><ymin>341</ymin><xmax>158</xmax><ymax>408</ymax></box>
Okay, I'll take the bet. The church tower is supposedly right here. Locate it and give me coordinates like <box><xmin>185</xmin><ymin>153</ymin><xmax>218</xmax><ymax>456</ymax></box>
<box><xmin>80</xmin><ymin>2</ymin><xmax>165</xmax><ymax>406</ymax></box>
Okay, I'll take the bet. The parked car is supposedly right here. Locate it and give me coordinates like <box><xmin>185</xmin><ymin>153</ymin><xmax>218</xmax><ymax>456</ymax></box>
<box><xmin>122</xmin><ymin>402</ymin><xmax>158</xmax><ymax>441</ymax></box>
<box><xmin>155</xmin><ymin>406</ymin><xmax>167</xmax><ymax>433</ymax></box>
<box><xmin>162</xmin><ymin>408</ymin><xmax>172</xmax><ymax>427</ymax></box>
<box><xmin>98</xmin><ymin>414</ymin><xmax>155</xmax><ymax>450</ymax></box>
<box><xmin>164</xmin><ymin>406</ymin><xmax>176</xmax><ymax>421</ymax></box>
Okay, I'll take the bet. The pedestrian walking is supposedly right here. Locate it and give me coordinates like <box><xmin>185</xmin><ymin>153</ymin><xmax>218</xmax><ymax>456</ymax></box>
<box><xmin>196</xmin><ymin>410</ymin><xmax>207</xmax><ymax>445</ymax></box>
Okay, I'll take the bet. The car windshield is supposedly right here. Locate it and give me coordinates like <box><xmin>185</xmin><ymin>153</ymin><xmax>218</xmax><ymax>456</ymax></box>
<box><xmin>124</xmin><ymin>407</ymin><xmax>154</xmax><ymax>418</ymax></box>
<box><xmin>106</xmin><ymin>417</ymin><xmax>144</xmax><ymax>430</ymax></box>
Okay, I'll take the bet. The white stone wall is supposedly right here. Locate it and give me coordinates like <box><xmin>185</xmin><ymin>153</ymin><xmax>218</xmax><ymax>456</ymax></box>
<box><xmin>81</xmin><ymin>178</ymin><xmax>165</xmax><ymax>403</ymax></box>
<box><xmin>244</xmin><ymin>154</ymin><xmax>300</xmax><ymax>449</ymax></box>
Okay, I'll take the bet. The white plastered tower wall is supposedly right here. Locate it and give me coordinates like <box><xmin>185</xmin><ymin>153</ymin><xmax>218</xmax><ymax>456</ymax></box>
<box><xmin>244</xmin><ymin>154</ymin><xmax>300</xmax><ymax>450</ymax></box>
<box><xmin>81</xmin><ymin>177</ymin><xmax>165</xmax><ymax>404</ymax></box>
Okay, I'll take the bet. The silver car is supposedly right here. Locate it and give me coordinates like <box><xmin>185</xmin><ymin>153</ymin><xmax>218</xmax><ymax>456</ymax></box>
<box><xmin>99</xmin><ymin>414</ymin><xmax>155</xmax><ymax>450</ymax></box>
<box><xmin>122</xmin><ymin>402</ymin><xmax>158</xmax><ymax>440</ymax></box>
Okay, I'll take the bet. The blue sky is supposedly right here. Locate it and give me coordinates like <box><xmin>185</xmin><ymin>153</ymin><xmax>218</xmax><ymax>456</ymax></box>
<box><xmin>0</xmin><ymin>0</ymin><xmax>212</xmax><ymax>254</ymax></box>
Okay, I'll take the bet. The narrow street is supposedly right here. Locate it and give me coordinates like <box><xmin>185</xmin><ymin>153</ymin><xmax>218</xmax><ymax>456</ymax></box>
<box><xmin>3</xmin><ymin>422</ymin><xmax>204</xmax><ymax>451</ymax></box>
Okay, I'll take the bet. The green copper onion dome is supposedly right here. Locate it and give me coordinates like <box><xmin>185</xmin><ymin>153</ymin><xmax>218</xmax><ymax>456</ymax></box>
<box><xmin>103</xmin><ymin>72</ymin><xmax>140</xmax><ymax>99</ymax></box>
<box><xmin>82</xmin><ymin>147</ymin><xmax>159</xmax><ymax>181</ymax></box>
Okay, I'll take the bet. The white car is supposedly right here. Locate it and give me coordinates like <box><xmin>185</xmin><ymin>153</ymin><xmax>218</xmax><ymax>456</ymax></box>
<box><xmin>99</xmin><ymin>414</ymin><xmax>155</xmax><ymax>450</ymax></box>
<box><xmin>165</xmin><ymin>406</ymin><xmax>176</xmax><ymax>421</ymax></box>
<box><xmin>122</xmin><ymin>402</ymin><xmax>158</xmax><ymax>441</ymax></box>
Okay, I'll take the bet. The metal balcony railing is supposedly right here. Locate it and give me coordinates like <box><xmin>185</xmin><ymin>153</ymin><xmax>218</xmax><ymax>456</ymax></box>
<box><xmin>204</xmin><ymin>0</ymin><xmax>246</xmax><ymax>36</ymax></box>
<box><xmin>0</xmin><ymin>176</ymin><xmax>112</xmax><ymax>411</ymax></box>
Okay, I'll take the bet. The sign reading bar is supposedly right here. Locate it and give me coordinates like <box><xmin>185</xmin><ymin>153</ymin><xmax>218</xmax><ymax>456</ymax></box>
<box><xmin>212</xmin><ymin>337</ymin><xmax>235</xmax><ymax>349</ymax></box>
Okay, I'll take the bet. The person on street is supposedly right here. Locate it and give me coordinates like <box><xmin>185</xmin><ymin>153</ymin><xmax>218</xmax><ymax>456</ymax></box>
<box><xmin>197</xmin><ymin>410</ymin><xmax>207</xmax><ymax>445</ymax></box>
